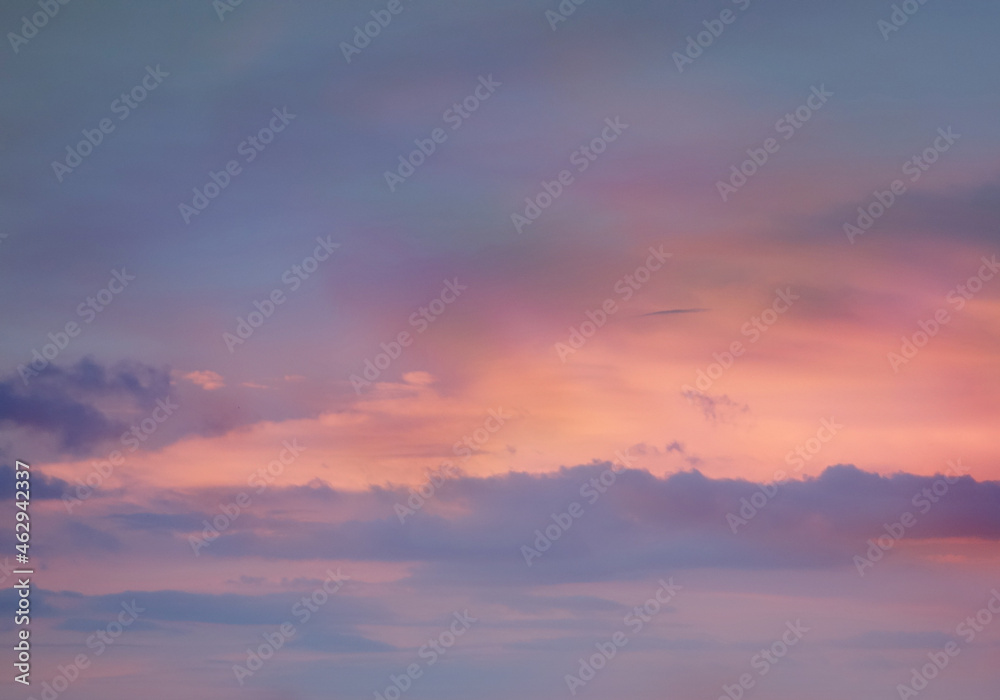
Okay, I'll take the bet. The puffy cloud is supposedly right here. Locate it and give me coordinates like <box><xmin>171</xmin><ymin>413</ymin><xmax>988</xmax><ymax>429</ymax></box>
<box><xmin>178</xmin><ymin>370</ymin><xmax>225</xmax><ymax>391</ymax></box>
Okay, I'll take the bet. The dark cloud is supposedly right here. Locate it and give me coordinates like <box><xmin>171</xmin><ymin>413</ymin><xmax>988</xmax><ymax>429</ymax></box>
<box><xmin>680</xmin><ymin>390</ymin><xmax>750</xmax><ymax>423</ymax></box>
<box><xmin>0</xmin><ymin>462</ymin><xmax>68</xmax><ymax>499</ymax></box>
<box><xmin>126</xmin><ymin>463</ymin><xmax>1000</xmax><ymax>585</ymax></box>
<box><xmin>289</xmin><ymin>628</ymin><xmax>396</xmax><ymax>653</ymax></box>
<box><xmin>491</xmin><ymin>593</ymin><xmax>623</xmax><ymax>616</ymax></box>
<box><xmin>817</xmin><ymin>174</ymin><xmax>1000</xmax><ymax>246</ymax></box>
<box><xmin>107</xmin><ymin>512</ymin><xmax>204</xmax><ymax>532</ymax></box>
<box><xmin>639</xmin><ymin>308</ymin><xmax>709</xmax><ymax>317</ymax></box>
<box><xmin>834</xmin><ymin>630</ymin><xmax>958</xmax><ymax>650</ymax></box>
<box><xmin>24</xmin><ymin>587</ymin><xmax>383</xmax><ymax>628</ymax></box>
<box><xmin>0</xmin><ymin>358</ymin><xmax>172</xmax><ymax>455</ymax></box>
<box><xmin>48</xmin><ymin>520</ymin><xmax>123</xmax><ymax>555</ymax></box>
<box><xmin>53</xmin><ymin>617</ymin><xmax>163</xmax><ymax>633</ymax></box>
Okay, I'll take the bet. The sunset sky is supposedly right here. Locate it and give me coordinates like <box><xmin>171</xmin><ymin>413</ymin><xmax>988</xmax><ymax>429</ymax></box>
<box><xmin>2</xmin><ymin>1</ymin><xmax>999</xmax><ymax>699</ymax></box>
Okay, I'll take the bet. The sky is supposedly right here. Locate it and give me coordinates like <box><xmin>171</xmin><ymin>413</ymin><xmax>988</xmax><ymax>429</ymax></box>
<box><xmin>1</xmin><ymin>0</ymin><xmax>999</xmax><ymax>699</ymax></box>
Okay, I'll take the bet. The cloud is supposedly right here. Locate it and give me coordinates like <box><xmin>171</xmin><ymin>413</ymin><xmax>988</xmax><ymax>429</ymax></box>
<box><xmin>639</xmin><ymin>308</ymin><xmax>709</xmax><ymax>317</ymax></box>
<box><xmin>821</xmin><ymin>175</ymin><xmax>1000</xmax><ymax>245</ymax></box>
<box><xmin>0</xmin><ymin>358</ymin><xmax>172</xmax><ymax>455</ymax></box>
<box><xmin>492</xmin><ymin>592</ymin><xmax>624</xmax><ymax>615</ymax></box>
<box><xmin>402</xmin><ymin>371</ymin><xmax>436</xmax><ymax>386</ymax></box>
<box><xmin>178</xmin><ymin>370</ymin><xmax>225</xmax><ymax>391</ymax></box>
<box><xmin>680</xmin><ymin>390</ymin><xmax>750</xmax><ymax>423</ymax></box>
<box><xmin>107</xmin><ymin>463</ymin><xmax>1000</xmax><ymax>585</ymax></box>
<box><xmin>54</xmin><ymin>617</ymin><xmax>163</xmax><ymax>633</ymax></box>
<box><xmin>107</xmin><ymin>512</ymin><xmax>205</xmax><ymax>532</ymax></box>
<box><xmin>289</xmin><ymin>628</ymin><xmax>396</xmax><ymax>653</ymax></box>
<box><xmin>19</xmin><ymin>587</ymin><xmax>380</xmax><ymax>627</ymax></box>
<box><xmin>0</xmin><ymin>463</ymin><xmax>68</xmax><ymax>499</ymax></box>
<box><xmin>834</xmin><ymin>630</ymin><xmax>958</xmax><ymax>649</ymax></box>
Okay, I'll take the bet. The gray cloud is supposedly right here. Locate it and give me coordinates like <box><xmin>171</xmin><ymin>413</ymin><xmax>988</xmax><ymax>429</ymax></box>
<box><xmin>90</xmin><ymin>463</ymin><xmax>1000</xmax><ymax>586</ymax></box>
<box><xmin>0</xmin><ymin>358</ymin><xmax>171</xmax><ymax>455</ymax></box>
